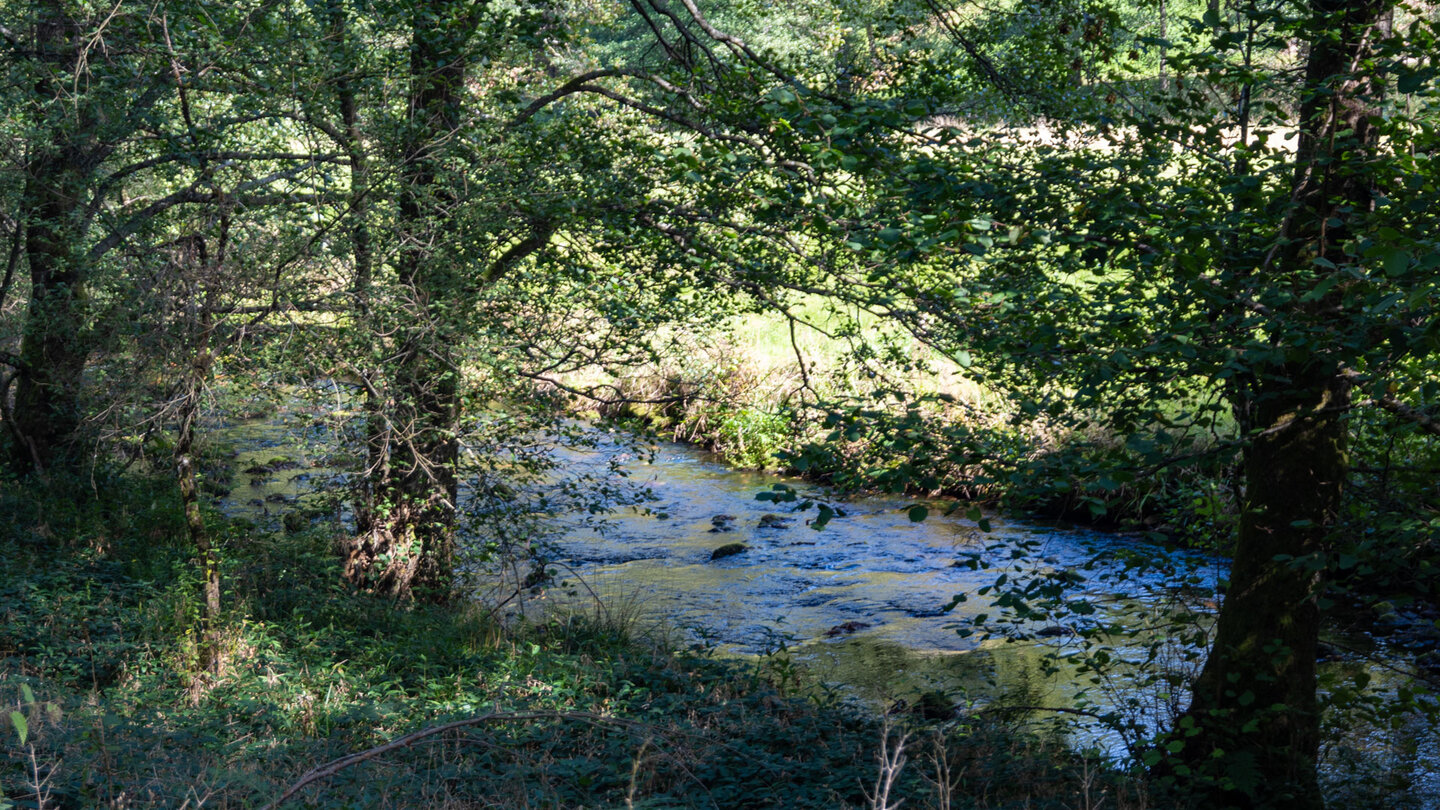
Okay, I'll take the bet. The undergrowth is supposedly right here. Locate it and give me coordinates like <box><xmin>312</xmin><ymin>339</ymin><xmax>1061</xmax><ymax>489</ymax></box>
<box><xmin>0</xmin><ymin>470</ymin><xmax>1143</xmax><ymax>809</ymax></box>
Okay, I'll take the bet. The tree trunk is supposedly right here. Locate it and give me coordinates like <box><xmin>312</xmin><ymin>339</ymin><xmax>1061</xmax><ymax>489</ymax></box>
<box><xmin>176</xmin><ymin>309</ymin><xmax>220</xmax><ymax>673</ymax></box>
<box><xmin>1168</xmin><ymin>0</ymin><xmax>1389</xmax><ymax>805</ymax></box>
<box><xmin>11</xmin><ymin>172</ymin><xmax>89</xmax><ymax>472</ymax></box>
<box><xmin>1158</xmin><ymin>0</ymin><xmax>1168</xmax><ymax>91</ymax></box>
<box><xmin>1176</xmin><ymin>370</ymin><xmax>1348</xmax><ymax>807</ymax></box>
<box><xmin>7</xmin><ymin>1</ymin><xmax>109</xmax><ymax>473</ymax></box>
<box><xmin>343</xmin><ymin>0</ymin><xmax>471</xmax><ymax>601</ymax></box>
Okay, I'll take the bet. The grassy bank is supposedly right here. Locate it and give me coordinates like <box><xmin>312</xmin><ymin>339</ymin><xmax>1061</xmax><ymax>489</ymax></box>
<box><xmin>0</xmin><ymin>469</ymin><xmax>1143</xmax><ymax>809</ymax></box>
<box><xmin>562</xmin><ymin>314</ymin><xmax>1440</xmax><ymax>623</ymax></box>
<box><xmin>567</xmin><ymin>312</ymin><xmax>1235</xmax><ymax>546</ymax></box>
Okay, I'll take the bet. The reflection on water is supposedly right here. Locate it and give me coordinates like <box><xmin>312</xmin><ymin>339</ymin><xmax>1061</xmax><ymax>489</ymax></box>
<box><xmin>215</xmin><ymin>410</ymin><xmax>1437</xmax><ymax>804</ymax></box>
<box><xmin>543</xmin><ymin>432</ymin><xmax>1227</xmax><ymax>754</ymax></box>
<box><xmin>550</xmin><ymin>432</ymin><xmax>1220</xmax><ymax>654</ymax></box>
<box><xmin>543</xmin><ymin>433</ymin><xmax>1438</xmax><ymax>805</ymax></box>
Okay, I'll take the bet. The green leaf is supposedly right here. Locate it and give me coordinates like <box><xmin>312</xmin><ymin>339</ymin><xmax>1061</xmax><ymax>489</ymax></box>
<box><xmin>812</xmin><ymin>505</ymin><xmax>834</xmax><ymax>530</ymax></box>
<box><xmin>1398</xmin><ymin>69</ymin><xmax>1433</xmax><ymax>94</ymax></box>
<box><xmin>907</xmin><ymin>505</ymin><xmax>929</xmax><ymax>522</ymax></box>
<box><xmin>8</xmin><ymin>712</ymin><xmax>26</xmax><ymax>746</ymax></box>
<box><xmin>1382</xmin><ymin>249</ymin><xmax>1410</xmax><ymax>277</ymax></box>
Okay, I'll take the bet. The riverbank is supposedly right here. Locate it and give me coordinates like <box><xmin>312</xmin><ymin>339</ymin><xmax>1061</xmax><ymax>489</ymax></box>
<box><xmin>559</xmin><ymin>314</ymin><xmax>1440</xmax><ymax>616</ymax></box>
<box><xmin>559</xmin><ymin>314</ymin><xmax>1235</xmax><ymax>546</ymax></box>
<box><xmin>0</xmin><ymin>469</ymin><xmax>1146</xmax><ymax>808</ymax></box>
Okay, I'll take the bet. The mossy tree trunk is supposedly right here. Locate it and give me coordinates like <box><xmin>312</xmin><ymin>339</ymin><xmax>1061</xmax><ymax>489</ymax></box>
<box><xmin>343</xmin><ymin>0</ymin><xmax>473</xmax><ymax>601</ymax></box>
<box><xmin>1177</xmin><ymin>370</ymin><xmax>1349</xmax><ymax>806</ymax></box>
<box><xmin>7</xmin><ymin>1</ymin><xmax>107</xmax><ymax>473</ymax></box>
<box><xmin>1170</xmin><ymin>0</ymin><xmax>1390</xmax><ymax>805</ymax></box>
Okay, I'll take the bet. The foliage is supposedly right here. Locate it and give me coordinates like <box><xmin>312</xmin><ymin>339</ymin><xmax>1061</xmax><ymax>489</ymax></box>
<box><xmin>0</xmin><ymin>472</ymin><xmax>1143</xmax><ymax>809</ymax></box>
<box><xmin>1</xmin><ymin>0</ymin><xmax>1438</xmax><ymax>804</ymax></box>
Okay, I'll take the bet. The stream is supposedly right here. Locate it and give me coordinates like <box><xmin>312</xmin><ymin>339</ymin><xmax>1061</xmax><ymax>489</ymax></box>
<box><xmin>216</xmin><ymin>400</ymin><xmax>1438</xmax><ymax>804</ymax></box>
<box><xmin>545</xmin><ymin>431</ymin><xmax>1220</xmax><ymax>712</ymax></box>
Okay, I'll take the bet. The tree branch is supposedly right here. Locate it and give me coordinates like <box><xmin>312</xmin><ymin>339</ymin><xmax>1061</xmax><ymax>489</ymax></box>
<box><xmin>480</xmin><ymin>220</ymin><xmax>559</xmax><ymax>286</ymax></box>
<box><xmin>261</xmin><ymin>710</ymin><xmax>630</xmax><ymax>809</ymax></box>
<box><xmin>1362</xmin><ymin>396</ymin><xmax>1440</xmax><ymax>437</ymax></box>
<box><xmin>0</xmin><ymin>218</ymin><xmax>21</xmax><ymax>312</ymax></box>
<box><xmin>0</xmin><ymin>350</ymin><xmax>29</xmax><ymax>373</ymax></box>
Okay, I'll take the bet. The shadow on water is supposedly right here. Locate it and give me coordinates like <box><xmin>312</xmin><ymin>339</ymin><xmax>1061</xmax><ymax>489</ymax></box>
<box><xmin>214</xmin><ymin>408</ymin><xmax>1438</xmax><ymax>803</ymax></box>
<box><xmin>542</xmin><ymin>431</ymin><xmax>1227</xmax><ymax>752</ymax></box>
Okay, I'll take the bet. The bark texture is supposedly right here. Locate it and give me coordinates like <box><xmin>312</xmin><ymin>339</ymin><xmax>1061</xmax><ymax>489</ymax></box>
<box><xmin>1170</xmin><ymin>0</ymin><xmax>1390</xmax><ymax>805</ymax></box>
<box><xmin>343</xmin><ymin>0</ymin><xmax>472</xmax><ymax>600</ymax></box>
<box><xmin>8</xmin><ymin>2</ymin><xmax>103</xmax><ymax>471</ymax></box>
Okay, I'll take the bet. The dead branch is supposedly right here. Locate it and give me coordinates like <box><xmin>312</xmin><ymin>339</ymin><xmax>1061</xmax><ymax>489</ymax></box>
<box><xmin>261</xmin><ymin>710</ymin><xmax>632</xmax><ymax>809</ymax></box>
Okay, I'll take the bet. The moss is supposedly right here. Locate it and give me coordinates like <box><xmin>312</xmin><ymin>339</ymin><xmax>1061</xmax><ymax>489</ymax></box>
<box><xmin>709</xmin><ymin>542</ymin><xmax>750</xmax><ymax>560</ymax></box>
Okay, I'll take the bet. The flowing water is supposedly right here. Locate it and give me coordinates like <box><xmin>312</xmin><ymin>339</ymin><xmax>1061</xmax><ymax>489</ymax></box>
<box><xmin>216</xmin><ymin>402</ymin><xmax>1438</xmax><ymax>803</ymax></box>
<box><xmin>546</xmin><ymin>432</ymin><xmax>1221</xmax><ymax>719</ymax></box>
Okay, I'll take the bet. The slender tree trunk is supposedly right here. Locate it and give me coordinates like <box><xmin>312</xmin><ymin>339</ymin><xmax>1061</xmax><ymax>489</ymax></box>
<box><xmin>1169</xmin><ymin>0</ymin><xmax>1390</xmax><ymax>805</ymax></box>
<box><xmin>1158</xmin><ymin>0</ymin><xmax>1168</xmax><ymax>91</ymax></box>
<box><xmin>343</xmin><ymin>0</ymin><xmax>471</xmax><ymax>601</ymax></box>
<box><xmin>317</xmin><ymin>0</ymin><xmax>387</xmax><ymax>529</ymax></box>
<box><xmin>176</xmin><ymin>304</ymin><xmax>220</xmax><ymax>673</ymax></box>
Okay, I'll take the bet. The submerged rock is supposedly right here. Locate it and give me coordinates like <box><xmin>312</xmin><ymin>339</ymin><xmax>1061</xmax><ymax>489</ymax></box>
<box><xmin>913</xmin><ymin>690</ymin><xmax>959</xmax><ymax>720</ymax></box>
<box><xmin>710</xmin><ymin>543</ymin><xmax>749</xmax><ymax>561</ymax></box>
<box><xmin>1418</xmin><ymin>650</ymin><xmax>1440</xmax><ymax>673</ymax></box>
<box><xmin>887</xmin><ymin>691</ymin><xmax>957</xmax><ymax>721</ymax></box>
<box><xmin>824</xmin><ymin>621</ymin><xmax>871</xmax><ymax>637</ymax></box>
<box><xmin>757</xmin><ymin>514</ymin><xmax>791</xmax><ymax>529</ymax></box>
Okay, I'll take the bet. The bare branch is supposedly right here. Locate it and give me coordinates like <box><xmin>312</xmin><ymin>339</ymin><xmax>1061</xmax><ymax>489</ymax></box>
<box><xmin>1363</xmin><ymin>396</ymin><xmax>1440</xmax><ymax>437</ymax></box>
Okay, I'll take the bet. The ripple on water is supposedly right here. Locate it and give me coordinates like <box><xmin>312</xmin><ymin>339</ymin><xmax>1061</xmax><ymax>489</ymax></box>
<box><xmin>217</xmin><ymin>413</ymin><xmax>1436</xmax><ymax>801</ymax></box>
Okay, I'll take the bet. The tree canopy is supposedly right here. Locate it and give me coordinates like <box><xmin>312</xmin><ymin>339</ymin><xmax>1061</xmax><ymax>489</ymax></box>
<box><xmin>2</xmin><ymin>0</ymin><xmax>1437</xmax><ymax>806</ymax></box>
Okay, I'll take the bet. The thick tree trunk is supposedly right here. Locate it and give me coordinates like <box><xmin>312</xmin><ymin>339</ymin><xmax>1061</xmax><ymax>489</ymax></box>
<box><xmin>345</xmin><ymin>344</ymin><xmax>459</xmax><ymax>599</ymax></box>
<box><xmin>1168</xmin><ymin>0</ymin><xmax>1389</xmax><ymax>805</ymax></box>
<box><xmin>8</xmin><ymin>2</ymin><xmax>108</xmax><ymax>473</ymax></box>
<box><xmin>1177</xmin><ymin>370</ymin><xmax>1348</xmax><ymax>807</ymax></box>
<box><xmin>11</xmin><ymin>176</ymin><xmax>89</xmax><ymax>471</ymax></box>
<box><xmin>343</xmin><ymin>0</ymin><xmax>470</xmax><ymax>601</ymax></box>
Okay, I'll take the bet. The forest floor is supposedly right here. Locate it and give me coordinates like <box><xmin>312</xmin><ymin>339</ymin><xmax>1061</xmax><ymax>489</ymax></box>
<box><xmin>0</xmin><ymin>469</ymin><xmax>1145</xmax><ymax>809</ymax></box>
